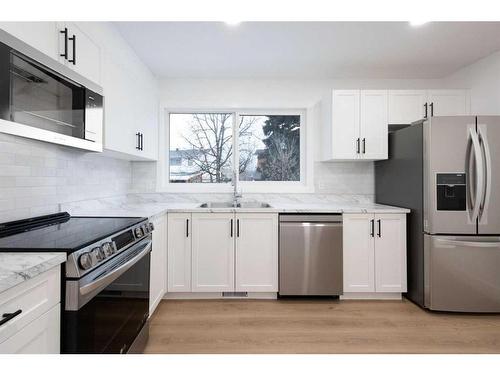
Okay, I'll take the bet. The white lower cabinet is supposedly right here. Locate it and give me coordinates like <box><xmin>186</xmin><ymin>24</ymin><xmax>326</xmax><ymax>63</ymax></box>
<box><xmin>166</xmin><ymin>212</ymin><xmax>279</xmax><ymax>294</ymax></box>
<box><xmin>0</xmin><ymin>265</ymin><xmax>61</xmax><ymax>354</ymax></box>
<box><xmin>167</xmin><ymin>213</ymin><xmax>192</xmax><ymax>292</ymax></box>
<box><xmin>343</xmin><ymin>213</ymin><xmax>407</xmax><ymax>296</ymax></box>
<box><xmin>191</xmin><ymin>213</ymin><xmax>235</xmax><ymax>292</ymax></box>
<box><xmin>150</xmin><ymin>214</ymin><xmax>168</xmax><ymax>315</ymax></box>
<box><xmin>235</xmin><ymin>213</ymin><xmax>278</xmax><ymax>292</ymax></box>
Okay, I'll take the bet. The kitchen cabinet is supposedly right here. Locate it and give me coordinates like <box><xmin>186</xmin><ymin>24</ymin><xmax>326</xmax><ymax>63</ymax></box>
<box><xmin>167</xmin><ymin>213</ymin><xmax>192</xmax><ymax>292</ymax></box>
<box><xmin>322</xmin><ymin>89</ymin><xmax>388</xmax><ymax>161</ymax></box>
<box><xmin>343</xmin><ymin>213</ymin><xmax>406</xmax><ymax>295</ymax></box>
<box><xmin>150</xmin><ymin>214</ymin><xmax>168</xmax><ymax>315</ymax></box>
<box><xmin>388</xmin><ymin>90</ymin><xmax>427</xmax><ymax>124</ymax></box>
<box><xmin>191</xmin><ymin>213</ymin><xmax>235</xmax><ymax>292</ymax></box>
<box><xmin>235</xmin><ymin>213</ymin><xmax>278</xmax><ymax>292</ymax></box>
<box><xmin>0</xmin><ymin>265</ymin><xmax>61</xmax><ymax>354</ymax></box>
<box><xmin>0</xmin><ymin>22</ymin><xmax>59</xmax><ymax>61</ymax></box>
<box><xmin>166</xmin><ymin>212</ymin><xmax>279</xmax><ymax>294</ymax></box>
<box><xmin>426</xmin><ymin>89</ymin><xmax>470</xmax><ymax>117</ymax></box>
<box><xmin>57</xmin><ymin>22</ymin><xmax>101</xmax><ymax>85</ymax></box>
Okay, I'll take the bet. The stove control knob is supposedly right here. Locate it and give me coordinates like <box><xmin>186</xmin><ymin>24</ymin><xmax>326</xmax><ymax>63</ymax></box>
<box><xmin>148</xmin><ymin>222</ymin><xmax>154</xmax><ymax>231</ymax></box>
<box><xmin>135</xmin><ymin>227</ymin><xmax>144</xmax><ymax>238</ymax></box>
<box><xmin>78</xmin><ymin>252</ymin><xmax>94</xmax><ymax>270</ymax></box>
<box><xmin>91</xmin><ymin>246</ymin><xmax>105</xmax><ymax>261</ymax></box>
<box><xmin>102</xmin><ymin>242</ymin><xmax>114</xmax><ymax>257</ymax></box>
<box><xmin>143</xmin><ymin>224</ymin><xmax>149</xmax><ymax>233</ymax></box>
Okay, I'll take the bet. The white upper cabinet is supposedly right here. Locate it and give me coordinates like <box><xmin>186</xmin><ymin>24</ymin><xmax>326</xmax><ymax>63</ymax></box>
<box><xmin>0</xmin><ymin>22</ymin><xmax>59</xmax><ymax>61</ymax></box>
<box><xmin>360</xmin><ymin>90</ymin><xmax>388</xmax><ymax>160</ymax></box>
<box><xmin>328</xmin><ymin>90</ymin><xmax>360</xmax><ymax>160</ymax></box>
<box><xmin>235</xmin><ymin>213</ymin><xmax>278</xmax><ymax>292</ymax></box>
<box><xmin>427</xmin><ymin>89</ymin><xmax>470</xmax><ymax>116</ymax></box>
<box><xmin>167</xmin><ymin>213</ymin><xmax>192</xmax><ymax>292</ymax></box>
<box><xmin>191</xmin><ymin>213</ymin><xmax>235</xmax><ymax>292</ymax></box>
<box><xmin>58</xmin><ymin>23</ymin><xmax>101</xmax><ymax>85</ymax></box>
<box><xmin>323</xmin><ymin>89</ymin><xmax>388</xmax><ymax>161</ymax></box>
<box><xmin>388</xmin><ymin>90</ymin><xmax>427</xmax><ymax>124</ymax></box>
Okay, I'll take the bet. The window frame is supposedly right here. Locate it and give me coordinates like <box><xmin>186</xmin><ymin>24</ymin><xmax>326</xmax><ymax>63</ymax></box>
<box><xmin>162</xmin><ymin>108</ymin><xmax>310</xmax><ymax>193</ymax></box>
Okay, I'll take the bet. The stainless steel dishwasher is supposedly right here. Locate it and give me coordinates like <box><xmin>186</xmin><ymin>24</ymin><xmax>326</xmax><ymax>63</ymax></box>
<box><xmin>279</xmin><ymin>214</ymin><xmax>343</xmax><ymax>296</ymax></box>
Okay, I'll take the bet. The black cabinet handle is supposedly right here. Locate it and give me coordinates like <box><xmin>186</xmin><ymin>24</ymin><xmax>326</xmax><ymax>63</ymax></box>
<box><xmin>136</xmin><ymin>132</ymin><xmax>141</xmax><ymax>150</ymax></box>
<box><xmin>230</xmin><ymin>219</ymin><xmax>233</xmax><ymax>237</ymax></box>
<box><xmin>60</xmin><ymin>28</ymin><xmax>68</xmax><ymax>60</ymax></box>
<box><xmin>430</xmin><ymin>102</ymin><xmax>434</xmax><ymax>117</ymax></box>
<box><xmin>356</xmin><ymin>138</ymin><xmax>360</xmax><ymax>154</ymax></box>
<box><xmin>362</xmin><ymin>138</ymin><xmax>366</xmax><ymax>154</ymax></box>
<box><xmin>424</xmin><ymin>103</ymin><xmax>428</xmax><ymax>119</ymax></box>
<box><xmin>370</xmin><ymin>219</ymin><xmax>374</xmax><ymax>237</ymax></box>
<box><xmin>377</xmin><ymin>219</ymin><xmax>381</xmax><ymax>237</ymax></box>
<box><xmin>186</xmin><ymin>219</ymin><xmax>189</xmax><ymax>237</ymax></box>
<box><xmin>237</xmin><ymin>219</ymin><xmax>240</xmax><ymax>238</ymax></box>
<box><xmin>68</xmin><ymin>34</ymin><xmax>76</xmax><ymax>65</ymax></box>
<box><xmin>140</xmin><ymin>133</ymin><xmax>144</xmax><ymax>150</ymax></box>
<box><xmin>0</xmin><ymin>309</ymin><xmax>22</xmax><ymax>327</ymax></box>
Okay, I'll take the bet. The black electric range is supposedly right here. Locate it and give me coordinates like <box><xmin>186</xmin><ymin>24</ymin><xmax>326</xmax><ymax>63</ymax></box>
<box><xmin>0</xmin><ymin>212</ymin><xmax>154</xmax><ymax>354</ymax></box>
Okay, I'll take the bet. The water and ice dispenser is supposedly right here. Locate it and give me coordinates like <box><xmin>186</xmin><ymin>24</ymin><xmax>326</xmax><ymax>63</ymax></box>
<box><xmin>436</xmin><ymin>173</ymin><xmax>466</xmax><ymax>211</ymax></box>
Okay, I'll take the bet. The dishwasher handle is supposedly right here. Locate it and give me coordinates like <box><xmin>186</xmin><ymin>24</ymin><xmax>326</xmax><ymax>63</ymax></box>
<box><xmin>279</xmin><ymin>214</ymin><xmax>343</xmax><ymax>223</ymax></box>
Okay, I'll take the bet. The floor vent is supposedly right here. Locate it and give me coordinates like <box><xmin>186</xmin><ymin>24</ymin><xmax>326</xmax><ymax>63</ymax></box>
<box><xmin>222</xmin><ymin>292</ymin><xmax>248</xmax><ymax>298</ymax></box>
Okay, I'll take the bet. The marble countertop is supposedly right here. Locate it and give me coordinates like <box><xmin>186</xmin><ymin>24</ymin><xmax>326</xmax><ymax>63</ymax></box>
<box><xmin>0</xmin><ymin>253</ymin><xmax>66</xmax><ymax>294</ymax></box>
<box><xmin>69</xmin><ymin>201</ymin><xmax>410</xmax><ymax>220</ymax></box>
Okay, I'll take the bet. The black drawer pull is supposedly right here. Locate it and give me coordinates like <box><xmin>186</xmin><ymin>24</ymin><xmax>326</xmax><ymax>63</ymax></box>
<box><xmin>0</xmin><ymin>309</ymin><xmax>22</xmax><ymax>326</ymax></box>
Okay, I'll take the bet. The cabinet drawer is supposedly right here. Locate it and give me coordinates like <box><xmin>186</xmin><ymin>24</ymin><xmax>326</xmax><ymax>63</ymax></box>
<box><xmin>0</xmin><ymin>266</ymin><xmax>60</xmax><ymax>344</ymax></box>
<box><xmin>0</xmin><ymin>304</ymin><xmax>60</xmax><ymax>354</ymax></box>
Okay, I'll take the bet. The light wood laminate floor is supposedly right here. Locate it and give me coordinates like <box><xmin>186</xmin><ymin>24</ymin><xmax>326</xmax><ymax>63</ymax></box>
<box><xmin>144</xmin><ymin>299</ymin><xmax>500</xmax><ymax>353</ymax></box>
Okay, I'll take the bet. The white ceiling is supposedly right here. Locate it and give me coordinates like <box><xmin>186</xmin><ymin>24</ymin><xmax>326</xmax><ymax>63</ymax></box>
<box><xmin>114</xmin><ymin>22</ymin><xmax>500</xmax><ymax>79</ymax></box>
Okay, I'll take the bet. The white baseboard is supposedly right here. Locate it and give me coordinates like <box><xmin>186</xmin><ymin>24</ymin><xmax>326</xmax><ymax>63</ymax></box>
<box><xmin>340</xmin><ymin>292</ymin><xmax>402</xmax><ymax>300</ymax></box>
<box><xmin>164</xmin><ymin>292</ymin><xmax>278</xmax><ymax>300</ymax></box>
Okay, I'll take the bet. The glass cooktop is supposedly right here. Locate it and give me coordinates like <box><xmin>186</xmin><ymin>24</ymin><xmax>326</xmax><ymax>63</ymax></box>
<box><xmin>0</xmin><ymin>213</ymin><xmax>146</xmax><ymax>253</ymax></box>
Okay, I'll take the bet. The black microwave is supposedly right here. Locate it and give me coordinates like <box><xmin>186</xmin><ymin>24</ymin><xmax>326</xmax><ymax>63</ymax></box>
<box><xmin>0</xmin><ymin>30</ymin><xmax>103</xmax><ymax>152</ymax></box>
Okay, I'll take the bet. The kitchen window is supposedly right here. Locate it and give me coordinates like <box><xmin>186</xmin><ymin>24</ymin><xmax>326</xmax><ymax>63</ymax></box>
<box><xmin>167</xmin><ymin>110</ymin><xmax>305</xmax><ymax>189</ymax></box>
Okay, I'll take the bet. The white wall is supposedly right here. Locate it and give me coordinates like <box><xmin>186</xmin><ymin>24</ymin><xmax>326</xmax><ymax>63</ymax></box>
<box><xmin>443</xmin><ymin>50</ymin><xmax>500</xmax><ymax>115</ymax></box>
<box><xmin>142</xmin><ymin>77</ymin><xmax>444</xmax><ymax>196</ymax></box>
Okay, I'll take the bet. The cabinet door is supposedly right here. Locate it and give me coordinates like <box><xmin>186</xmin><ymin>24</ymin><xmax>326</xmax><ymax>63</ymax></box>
<box><xmin>0</xmin><ymin>22</ymin><xmax>58</xmax><ymax>61</ymax></box>
<box><xmin>0</xmin><ymin>304</ymin><xmax>60</xmax><ymax>354</ymax></box>
<box><xmin>63</xmin><ymin>23</ymin><xmax>101</xmax><ymax>84</ymax></box>
<box><xmin>191</xmin><ymin>213</ymin><xmax>235</xmax><ymax>292</ymax></box>
<box><xmin>427</xmin><ymin>90</ymin><xmax>470</xmax><ymax>116</ymax></box>
<box><xmin>343</xmin><ymin>214</ymin><xmax>375</xmax><ymax>293</ymax></box>
<box><xmin>360</xmin><ymin>90</ymin><xmax>388</xmax><ymax>160</ymax></box>
<box><xmin>235</xmin><ymin>213</ymin><xmax>278</xmax><ymax>292</ymax></box>
<box><xmin>331</xmin><ymin>90</ymin><xmax>360</xmax><ymax>160</ymax></box>
<box><xmin>167</xmin><ymin>213</ymin><xmax>192</xmax><ymax>292</ymax></box>
<box><xmin>388</xmin><ymin>90</ymin><xmax>427</xmax><ymax>124</ymax></box>
<box><xmin>374</xmin><ymin>214</ymin><xmax>407</xmax><ymax>293</ymax></box>
<box><xmin>150</xmin><ymin>214</ymin><xmax>167</xmax><ymax>314</ymax></box>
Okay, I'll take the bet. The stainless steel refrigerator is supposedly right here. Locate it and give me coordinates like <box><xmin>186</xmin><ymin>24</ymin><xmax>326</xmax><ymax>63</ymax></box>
<box><xmin>375</xmin><ymin>116</ymin><xmax>500</xmax><ymax>312</ymax></box>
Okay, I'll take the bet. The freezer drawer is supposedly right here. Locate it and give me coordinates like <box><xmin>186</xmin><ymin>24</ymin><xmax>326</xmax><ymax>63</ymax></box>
<box><xmin>279</xmin><ymin>215</ymin><xmax>343</xmax><ymax>296</ymax></box>
<box><xmin>424</xmin><ymin>234</ymin><xmax>500</xmax><ymax>312</ymax></box>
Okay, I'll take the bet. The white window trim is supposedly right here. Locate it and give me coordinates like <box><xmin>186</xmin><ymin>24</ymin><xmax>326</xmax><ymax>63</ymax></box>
<box><xmin>159</xmin><ymin>107</ymin><xmax>313</xmax><ymax>193</ymax></box>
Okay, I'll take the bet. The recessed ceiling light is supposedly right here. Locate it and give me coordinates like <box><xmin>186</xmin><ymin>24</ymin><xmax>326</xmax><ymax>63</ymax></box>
<box><xmin>409</xmin><ymin>20</ymin><xmax>429</xmax><ymax>27</ymax></box>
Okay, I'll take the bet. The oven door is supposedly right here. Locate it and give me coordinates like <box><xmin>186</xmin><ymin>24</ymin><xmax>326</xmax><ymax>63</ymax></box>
<box><xmin>63</xmin><ymin>236</ymin><xmax>151</xmax><ymax>354</ymax></box>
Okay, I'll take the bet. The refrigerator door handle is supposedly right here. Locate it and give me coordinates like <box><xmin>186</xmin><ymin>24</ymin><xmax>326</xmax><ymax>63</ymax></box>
<box><xmin>478</xmin><ymin>125</ymin><xmax>492</xmax><ymax>221</ymax></box>
<box><xmin>435</xmin><ymin>238</ymin><xmax>500</xmax><ymax>248</ymax></box>
<box><xmin>467</xmin><ymin>127</ymin><xmax>484</xmax><ymax>223</ymax></box>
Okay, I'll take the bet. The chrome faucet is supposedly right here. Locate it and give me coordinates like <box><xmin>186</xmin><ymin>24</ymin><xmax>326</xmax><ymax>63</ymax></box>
<box><xmin>232</xmin><ymin>170</ymin><xmax>242</xmax><ymax>207</ymax></box>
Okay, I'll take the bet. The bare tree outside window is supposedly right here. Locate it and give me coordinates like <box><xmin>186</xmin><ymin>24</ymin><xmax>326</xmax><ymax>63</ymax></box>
<box><xmin>238</xmin><ymin>115</ymin><xmax>300</xmax><ymax>181</ymax></box>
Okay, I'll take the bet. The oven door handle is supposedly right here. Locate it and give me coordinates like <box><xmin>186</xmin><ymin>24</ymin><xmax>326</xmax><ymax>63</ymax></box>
<box><xmin>79</xmin><ymin>240</ymin><xmax>152</xmax><ymax>296</ymax></box>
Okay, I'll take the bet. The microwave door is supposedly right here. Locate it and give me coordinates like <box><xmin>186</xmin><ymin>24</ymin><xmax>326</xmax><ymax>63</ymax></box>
<box><xmin>424</xmin><ymin>116</ymin><xmax>478</xmax><ymax>235</ymax></box>
<box><xmin>478</xmin><ymin>116</ymin><xmax>500</xmax><ymax>234</ymax></box>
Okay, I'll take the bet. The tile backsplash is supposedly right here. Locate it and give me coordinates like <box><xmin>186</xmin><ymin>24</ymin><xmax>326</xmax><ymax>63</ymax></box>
<box><xmin>0</xmin><ymin>133</ymin><xmax>132</xmax><ymax>222</ymax></box>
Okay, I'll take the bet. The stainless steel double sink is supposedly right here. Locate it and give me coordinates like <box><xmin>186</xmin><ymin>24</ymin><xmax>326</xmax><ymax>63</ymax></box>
<box><xmin>198</xmin><ymin>201</ymin><xmax>272</xmax><ymax>209</ymax></box>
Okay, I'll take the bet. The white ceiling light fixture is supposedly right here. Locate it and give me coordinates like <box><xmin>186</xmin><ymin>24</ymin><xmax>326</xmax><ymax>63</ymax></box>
<box><xmin>224</xmin><ymin>20</ymin><xmax>242</xmax><ymax>26</ymax></box>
